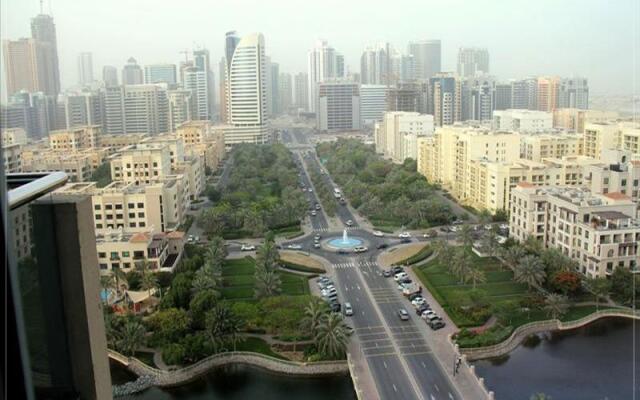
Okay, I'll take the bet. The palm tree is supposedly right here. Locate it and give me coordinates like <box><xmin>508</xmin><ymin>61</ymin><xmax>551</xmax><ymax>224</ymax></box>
<box><xmin>225</xmin><ymin>313</ymin><xmax>245</xmax><ymax>352</ymax></box>
<box><xmin>301</xmin><ymin>300</ymin><xmax>328</xmax><ymax>338</ymax></box>
<box><xmin>544</xmin><ymin>293</ymin><xmax>569</xmax><ymax>320</ymax></box>
<box><xmin>140</xmin><ymin>271</ymin><xmax>158</xmax><ymax>301</ymax></box>
<box><xmin>315</xmin><ymin>313</ymin><xmax>350</xmax><ymax>359</ymax></box>
<box><xmin>254</xmin><ymin>270</ymin><xmax>282</xmax><ymax>299</ymax></box>
<box><xmin>113</xmin><ymin>267</ymin><xmax>129</xmax><ymax>295</ymax></box>
<box><xmin>207</xmin><ymin>237</ymin><xmax>227</xmax><ymax>267</ymax></box>
<box><xmin>100</xmin><ymin>275</ymin><xmax>116</xmax><ymax>305</ymax></box>
<box><xmin>586</xmin><ymin>277</ymin><xmax>611</xmax><ymax>311</ymax></box>
<box><xmin>205</xmin><ymin>305</ymin><xmax>230</xmax><ymax>352</ymax></box>
<box><xmin>501</xmin><ymin>245</ymin><xmax>525</xmax><ymax>268</ymax></box>
<box><xmin>466</xmin><ymin>268</ymin><xmax>487</xmax><ymax>289</ymax></box>
<box><xmin>433</xmin><ymin>239</ymin><xmax>453</xmax><ymax>267</ymax></box>
<box><xmin>482</xmin><ymin>229</ymin><xmax>499</xmax><ymax>257</ymax></box>
<box><xmin>191</xmin><ymin>264</ymin><xmax>220</xmax><ymax>295</ymax></box>
<box><xmin>256</xmin><ymin>237</ymin><xmax>280</xmax><ymax>273</ymax></box>
<box><xmin>451</xmin><ymin>250</ymin><xmax>471</xmax><ymax>283</ymax></box>
<box><xmin>515</xmin><ymin>255</ymin><xmax>546</xmax><ymax>290</ymax></box>
<box><xmin>117</xmin><ymin>320</ymin><xmax>146</xmax><ymax>356</ymax></box>
<box><xmin>523</xmin><ymin>235</ymin><xmax>543</xmax><ymax>254</ymax></box>
<box><xmin>458</xmin><ymin>224</ymin><xmax>474</xmax><ymax>250</ymax></box>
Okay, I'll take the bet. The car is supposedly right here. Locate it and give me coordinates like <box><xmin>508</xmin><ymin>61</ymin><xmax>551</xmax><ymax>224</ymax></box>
<box><xmin>308</xmin><ymin>188</ymin><xmax>313</xmax><ymax>192</ymax></box>
<box><xmin>339</xmin><ymin>198</ymin><xmax>346</xmax><ymax>205</ymax></box>
<box><xmin>315</xmin><ymin>204</ymin><xmax>321</xmax><ymax>210</ymax></box>
<box><xmin>439</xmin><ymin>226</ymin><xmax>450</xmax><ymax>233</ymax></box>
<box><xmin>302</xmin><ymin>187</ymin><xmax>307</xmax><ymax>192</ymax></box>
<box><xmin>287</xmin><ymin>244</ymin><xmax>302</xmax><ymax>250</ymax></box>
<box><xmin>421</xmin><ymin>310</ymin><xmax>438</xmax><ymax>321</ymax></box>
<box><xmin>382</xmin><ymin>270</ymin><xmax>392</xmax><ymax>277</ymax></box>
<box><xmin>411</xmin><ymin>297</ymin><xmax>427</xmax><ymax>307</ymax></box>
<box><xmin>322</xmin><ymin>289</ymin><xmax>337</xmax><ymax>297</ymax></box>
<box><xmin>392</xmin><ymin>266</ymin><xmax>404</xmax><ymax>274</ymax></box>
<box><xmin>408</xmin><ymin>292</ymin><xmax>422</xmax><ymax>301</ymax></box>
<box><xmin>187</xmin><ymin>235</ymin><xmax>195</xmax><ymax>243</ymax></box>
<box><xmin>394</xmin><ymin>272</ymin><xmax>408</xmax><ymax>281</ymax></box>
<box><xmin>195</xmin><ymin>236</ymin><xmax>200</xmax><ymax>242</ymax></box>
<box><xmin>450</xmin><ymin>226</ymin><xmax>459</xmax><ymax>233</ymax></box>
<box><xmin>399</xmin><ymin>278</ymin><xmax>412</xmax><ymax>285</ymax></box>
<box><xmin>337</xmin><ymin>249</ymin><xmax>348</xmax><ymax>255</ymax></box>
<box><xmin>376</xmin><ymin>243</ymin><xmax>389</xmax><ymax>250</ymax></box>
<box><xmin>452</xmin><ymin>220</ymin><xmax>464</xmax><ymax>225</ymax></box>
<box><xmin>372</xmin><ymin>230</ymin><xmax>384</xmax><ymax>237</ymax></box>
<box><xmin>311</xmin><ymin>211</ymin><xmax>317</xmax><ymax>216</ymax></box>
<box><xmin>398</xmin><ymin>232</ymin><xmax>411</xmax><ymax>238</ymax></box>
<box><xmin>329</xmin><ymin>302</ymin><xmax>341</xmax><ymax>312</ymax></box>
<box><xmin>425</xmin><ymin>314</ymin><xmax>443</xmax><ymax>324</ymax></box>
<box><xmin>344</xmin><ymin>302</ymin><xmax>353</xmax><ymax>316</ymax></box>
<box><xmin>353</xmin><ymin>246</ymin><xmax>368</xmax><ymax>253</ymax></box>
<box><xmin>314</xmin><ymin>234</ymin><xmax>321</xmax><ymax>240</ymax></box>
<box><xmin>416</xmin><ymin>304</ymin><xmax>431</xmax><ymax>316</ymax></box>
<box><xmin>398</xmin><ymin>309</ymin><xmax>410</xmax><ymax>321</ymax></box>
<box><xmin>313</xmin><ymin>242</ymin><xmax>321</xmax><ymax>248</ymax></box>
<box><xmin>423</xmin><ymin>230</ymin><xmax>437</xmax><ymax>238</ymax></box>
<box><xmin>428</xmin><ymin>320</ymin><xmax>446</xmax><ymax>330</ymax></box>
<box><xmin>345</xmin><ymin>220</ymin><xmax>353</xmax><ymax>226</ymax></box>
<box><xmin>240</xmin><ymin>244</ymin><xmax>256</xmax><ymax>251</ymax></box>
<box><xmin>401</xmin><ymin>238</ymin><xmax>412</xmax><ymax>244</ymax></box>
<box><xmin>325</xmin><ymin>293</ymin><xmax>338</xmax><ymax>302</ymax></box>
<box><xmin>318</xmin><ymin>277</ymin><xmax>331</xmax><ymax>284</ymax></box>
<box><xmin>499</xmin><ymin>223</ymin><xmax>509</xmax><ymax>230</ymax></box>
<box><xmin>484</xmin><ymin>224</ymin><xmax>493</xmax><ymax>230</ymax></box>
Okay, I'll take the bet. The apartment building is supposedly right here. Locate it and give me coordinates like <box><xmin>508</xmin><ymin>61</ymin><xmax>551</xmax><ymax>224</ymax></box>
<box><xmin>48</xmin><ymin>125</ymin><xmax>101</xmax><ymax>151</ymax></box>
<box><xmin>99</xmin><ymin>133</ymin><xmax>148</xmax><ymax>154</ymax></box>
<box><xmin>520</xmin><ymin>133</ymin><xmax>583</xmax><ymax>162</ymax></box>
<box><xmin>3</xmin><ymin>143</ymin><xmax>23</xmax><ymax>173</ymax></box>
<box><xmin>464</xmin><ymin>156</ymin><xmax>601</xmax><ymax>213</ymax></box>
<box><xmin>552</xmin><ymin>108</ymin><xmax>620</xmax><ymax>133</ymax></box>
<box><xmin>492</xmin><ymin>109</ymin><xmax>552</xmax><ymax>133</ymax></box>
<box><xmin>96</xmin><ymin>230</ymin><xmax>184</xmax><ymax>274</ymax></box>
<box><xmin>20</xmin><ymin>148</ymin><xmax>106</xmax><ymax>181</ymax></box>
<box><xmin>2</xmin><ymin>127</ymin><xmax>28</xmax><ymax>145</ymax></box>
<box><xmin>583</xmin><ymin>121</ymin><xmax>640</xmax><ymax>160</ymax></box>
<box><xmin>175</xmin><ymin>121</ymin><xmax>226</xmax><ymax>170</ymax></box>
<box><xmin>417</xmin><ymin>124</ymin><xmax>521</xmax><ymax>199</ymax></box>
<box><xmin>509</xmin><ymin>184</ymin><xmax>639</xmax><ymax>278</ymax></box>
<box><xmin>110</xmin><ymin>143</ymin><xmax>172</xmax><ymax>185</ymax></box>
<box><xmin>316</xmin><ymin>81</ymin><xmax>361</xmax><ymax>132</ymax></box>
<box><xmin>375</xmin><ymin>112</ymin><xmax>434</xmax><ymax>163</ymax></box>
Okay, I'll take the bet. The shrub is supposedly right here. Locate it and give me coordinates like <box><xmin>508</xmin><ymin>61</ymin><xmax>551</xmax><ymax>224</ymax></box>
<box><xmin>162</xmin><ymin>343</ymin><xmax>186</xmax><ymax>365</ymax></box>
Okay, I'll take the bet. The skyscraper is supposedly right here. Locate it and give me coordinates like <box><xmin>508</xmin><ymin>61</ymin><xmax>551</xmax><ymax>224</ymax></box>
<box><xmin>144</xmin><ymin>64</ymin><xmax>177</xmax><ymax>85</ymax></box>
<box><xmin>294</xmin><ymin>72</ymin><xmax>309</xmax><ymax>111</ymax></box>
<box><xmin>225</xmin><ymin>32</ymin><xmax>269</xmax><ymax>144</ymax></box>
<box><xmin>267</xmin><ymin>59</ymin><xmax>280</xmax><ymax>116</ymax></box>
<box><xmin>390</xmin><ymin>53</ymin><xmax>415</xmax><ymax>83</ymax></box>
<box><xmin>3</xmin><ymin>38</ymin><xmax>58</xmax><ymax>96</ymax></box>
<box><xmin>183</xmin><ymin>65</ymin><xmax>209</xmax><ymax>120</ymax></box>
<box><xmin>461</xmin><ymin>75</ymin><xmax>495</xmax><ymax>121</ymax></box>
<box><xmin>168</xmin><ymin>89</ymin><xmax>193</xmax><ymax>131</ymax></box>
<box><xmin>360</xmin><ymin>84</ymin><xmax>387</xmax><ymax>125</ymax></box>
<box><xmin>495</xmin><ymin>83</ymin><xmax>512</xmax><ymax>110</ymax></box>
<box><xmin>56</xmin><ymin>91</ymin><xmax>104</xmax><ymax>129</ymax></box>
<box><xmin>558</xmin><ymin>77</ymin><xmax>589</xmax><ymax>109</ymax></box>
<box><xmin>102</xmin><ymin>84</ymin><xmax>169</xmax><ymax>134</ymax></box>
<box><xmin>537</xmin><ymin>76</ymin><xmax>560</xmax><ymax>112</ymax></box>
<box><xmin>102</xmin><ymin>65</ymin><xmax>118</xmax><ymax>86</ymax></box>
<box><xmin>77</xmin><ymin>52</ymin><xmax>94</xmax><ymax>85</ymax></box>
<box><xmin>408</xmin><ymin>40</ymin><xmax>441</xmax><ymax>81</ymax></box>
<box><xmin>30</xmin><ymin>12</ymin><xmax>60</xmax><ymax>94</ymax></box>
<box><xmin>221</xmin><ymin>31</ymin><xmax>241</xmax><ymax>123</ymax></box>
<box><xmin>510</xmin><ymin>78</ymin><xmax>538</xmax><ymax>110</ymax></box>
<box><xmin>278</xmin><ymin>72</ymin><xmax>293</xmax><ymax>114</ymax></box>
<box><xmin>457</xmin><ymin>47</ymin><xmax>489</xmax><ymax>77</ymax></box>
<box><xmin>316</xmin><ymin>81</ymin><xmax>361</xmax><ymax>132</ymax></box>
<box><xmin>429</xmin><ymin>73</ymin><xmax>462</xmax><ymax>126</ymax></box>
<box><xmin>307</xmin><ymin>40</ymin><xmax>342</xmax><ymax>112</ymax></box>
<box><xmin>194</xmin><ymin>48</ymin><xmax>216</xmax><ymax>120</ymax></box>
<box><xmin>360</xmin><ymin>43</ymin><xmax>391</xmax><ymax>85</ymax></box>
<box><xmin>122</xmin><ymin>57</ymin><xmax>143</xmax><ymax>85</ymax></box>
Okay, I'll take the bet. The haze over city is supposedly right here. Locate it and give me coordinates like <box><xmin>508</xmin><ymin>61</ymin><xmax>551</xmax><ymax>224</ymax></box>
<box><xmin>1</xmin><ymin>0</ymin><xmax>639</xmax><ymax>99</ymax></box>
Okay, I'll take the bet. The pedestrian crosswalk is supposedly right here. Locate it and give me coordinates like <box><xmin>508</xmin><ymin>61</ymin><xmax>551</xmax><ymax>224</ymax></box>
<box><xmin>332</xmin><ymin>261</ymin><xmax>378</xmax><ymax>269</ymax></box>
<box><xmin>313</xmin><ymin>227</ymin><xmax>329</xmax><ymax>232</ymax></box>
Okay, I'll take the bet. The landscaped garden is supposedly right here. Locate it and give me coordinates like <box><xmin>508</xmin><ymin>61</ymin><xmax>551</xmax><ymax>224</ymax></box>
<box><xmin>197</xmin><ymin>144</ymin><xmax>307</xmax><ymax>239</ymax></box>
<box><xmin>315</xmin><ymin>138</ymin><xmax>454</xmax><ymax>229</ymax></box>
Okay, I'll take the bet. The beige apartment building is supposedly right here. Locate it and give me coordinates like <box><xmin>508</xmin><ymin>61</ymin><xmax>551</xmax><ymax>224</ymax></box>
<box><xmin>537</xmin><ymin>76</ymin><xmax>560</xmax><ymax>112</ymax></box>
<box><xmin>520</xmin><ymin>133</ymin><xmax>583</xmax><ymax>162</ymax></box>
<box><xmin>552</xmin><ymin>108</ymin><xmax>619</xmax><ymax>133</ymax></box>
<box><xmin>96</xmin><ymin>230</ymin><xmax>184</xmax><ymax>274</ymax></box>
<box><xmin>110</xmin><ymin>143</ymin><xmax>173</xmax><ymax>185</ymax></box>
<box><xmin>3</xmin><ymin>143</ymin><xmax>22</xmax><ymax>173</ymax></box>
<box><xmin>375</xmin><ymin>112</ymin><xmax>435</xmax><ymax>164</ymax></box>
<box><xmin>583</xmin><ymin>121</ymin><xmax>640</xmax><ymax>160</ymax></box>
<box><xmin>49</xmin><ymin>125</ymin><xmax>101</xmax><ymax>151</ymax></box>
<box><xmin>416</xmin><ymin>124</ymin><xmax>521</xmax><ymax>200</ymax></box>
<box><xmin>464</xmin><ymin>156</ymin><xmax>602</xmax><ymax>213</ymax></box>
<box><xmin>99</xmin><ymin>133</ymin><xmax>148</xmax><ymax>154</ymax></box>
<box><xmin>56</xmin><ymin>180</ymin><xmax>187</xmax><ymax>234</ymax></box>
<box><xmin>21</xmin><ymin>149</ymin><xmax>103</xmax><ymax>182</ymax></box>
<box><xmin>509</xmin><ymin>184</ymin><xmax>639</xmax><ymax>278</ymax></box>
<box><xmin>2</xmin><ymin>127</ymin><xmax>28</xmax><ymax>146</ymax></box>
<box><xmin>175</xmin><ymin>121</ymin><xmax>227</xmax><ymax>171</ymax></box>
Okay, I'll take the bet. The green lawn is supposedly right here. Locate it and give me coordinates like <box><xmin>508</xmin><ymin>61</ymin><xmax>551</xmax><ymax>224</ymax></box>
<box><xmin>235</xmin><ymin>337</ymin><xmax>288</xmax><ymax>360</ymax></box>
<box><xmin>221</xmin><ymin>257</ymin><xmax>311</xmax><ymax>301</ymax></box>
<box><xmin>414</xmin><ymin>250</ymin><xmax>529</xmax><ymax>327</ymax></box>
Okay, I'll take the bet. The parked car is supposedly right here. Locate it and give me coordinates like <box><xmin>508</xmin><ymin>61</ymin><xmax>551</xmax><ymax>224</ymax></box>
<box><xmin>411</xmin><ymin>297</ymin><xmax>427</xmax><ymax>308</ymax></box>
<box><xmin>287</xmin><ymin>244</ymin><xmax>302</xmax><ymax>250</ymax></box>
<box><xmin>311</xmin><ymin>211</ymin><xmax>317</xmax><ymax>216</ymax></box>
<box><xmin>398</xmin><ymin>232</ymin><xmax>411</xmax><ymax>238</ymax></box>
<box><xmin>308</xmin><ymin>188</ymin><xmax>313</xmax><ymax>192</ymax></box>
<box><xmin>382</xmin><ymin>270</ymin><xmax>392</xmax><ymax>277</ymax></box>
<box><xmin>322</xmin><ymin>288</ymin><xmax>337</xmax><ymax>297</ymax></box>
<box><xmin>315</xmin><ymin>204</ymin><xmax>321</xmax><ymax>210</ymax></box>
<box><xmin>344</xmin><ymin>302</ymin><xmax>353</xmax><ymax>316</ymax></box>
<box><xmin>423</xmin><ymin>230</ymin><xmax>437</xmax><ymax>238</ymax></box>
<box><xmin>240</xmin><ymin>244</ymin><xmax>256</xmax><ymax>251</ymax></box>
<box><xmin>376</xmin><ymin>243</ymin><xmax>389</xmax><ymax>249</ymax></box>
<box><xmin>496</xmin><ymin>236</ymin><xmax>508</xmax><ymax>244</ymax></box>
<box><xmin>394</xmin><ymin>272</ymin><xmax>408</xmax><ymax>281</ymax></box>
<box><xmin>416</xmin><ymin>304</ymin><xmax>431</xmax><ymax>316</ymax></box>
<box><xmin>408</xmin><ymin>292</ymin><xmax>422</xmax><ymax>301</ymax></box>
<box><xmin>499</xmin><ymin>223</ymin><xmax>509</xmax><ymax>231</ymax></box>
<box><xmin>314</xmin><ymin>234</ymin><xmax>321</xmax><ymax>240</ymax></box>
<box><xmin>401</xmin><ymin>238</ymin><xmax>412</xmax><ymax>243</ymax></box>
<box><xmin>345</xmin><ymin>220</ymin><xmax>354</xmax><ymax>226</ymax></box>
<box><xmin>329</xmin><ymin>302</ymin><xmax>341</xmax><ymax>313</ymax></box>
<box><xmin>484</xmin><ymin>224</ymin><xmax>493</xmax><ymax>230</ymax></box>
<box><xmin>428</xmin><ymin>319</ymin><xmax>446</xmax><ymax>330</ymax></box>
<box><xmin>314</xmin><ymin>242</ymin><xmax>321</xmax><ymax>248</ymax></box>
<box><xmin>372</xmin><ymin>230</ymin><xmax>384</xmax><ymax>237</ymax></box>
<box><xmin>392</xmin><ymin>266</ymin><xmax>404</xmax><ymax>274</ymax></box>
<box><xmin>337</xmin><ymin>249</ymin><xmax>348</xmax><ymax>255</ymax></box>
<box><xmin>354</xmin><ymin>246</ymin><xmax>368</xmax><ymax>253</ymax></box>
<box><xmin>452</xmin><ymin>220</ymin><xmax>464</xmax><ymax>225</ymax></box>
<box><xmin>187</xmin><ymin>235</ymin><xmax>195</xmax><ymax>243</ymax></box>
<box><xmin>399</xmin><ymin>277</ymin><xmax>412</xmax><ymax>285</ymax></box>
<box><xmin>398</xmin><ymin>309</ymin><xmax>410</xmax><ymax>321</ymax></box>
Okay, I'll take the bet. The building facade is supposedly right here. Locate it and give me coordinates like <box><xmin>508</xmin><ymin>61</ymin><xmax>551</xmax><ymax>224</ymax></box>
<box><xmin>316</xmin><ymin>81</ymin><xmax>361</xmax><ymax>132</ymax></box>
<box><xmin>457</xmin><ymin>47</ymin><xmax>489</xmax><ymax>78</ymax></box>
<box><xmin>492</xmin><ymin>109</ymin><xmax>553</xmax><ymax>133</ymax></box>
<box><xmin>375</xmin><ymin>112</ymin><xmax>434</xmax><ymax>163</ymax></box>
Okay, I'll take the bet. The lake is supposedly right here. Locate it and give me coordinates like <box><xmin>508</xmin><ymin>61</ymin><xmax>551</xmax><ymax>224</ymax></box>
<box><xmin>473</xmin><ymin>317</ymin><xmax>640</xmax><ymax>400</ymax></box>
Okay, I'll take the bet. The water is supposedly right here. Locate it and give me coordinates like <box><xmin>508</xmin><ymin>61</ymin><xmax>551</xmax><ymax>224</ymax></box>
<box><xmin>474</xmin><ymin>318</ymin><xmax>640</xmax><ymax>400</ymax></box>
<box><xmin>110</xmin><ymin>362</ymin><xmax>357</xmax><ymax>400</ymax></box>
<box><xmin>327</xmin><ymin>229</ymin><xmax>364</xmax><ymax>249</ymax></box>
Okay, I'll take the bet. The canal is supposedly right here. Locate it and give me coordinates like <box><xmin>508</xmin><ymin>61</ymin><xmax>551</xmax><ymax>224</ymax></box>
<box><xmin>473</xmin><ymin>317</ymin><xmax>640</xmax><ymax>399</ymax></box>
<box><xmin>111</xmin><ymin>362</ymin><xmax>357</xmax><ymax>400</ymax></box>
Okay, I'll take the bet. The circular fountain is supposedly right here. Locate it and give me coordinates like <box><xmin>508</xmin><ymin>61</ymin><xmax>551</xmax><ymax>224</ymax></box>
<box><xmin>325</xmin><ymin>229</ymin><xmax>365</xmax><ymax>251</ymax></box>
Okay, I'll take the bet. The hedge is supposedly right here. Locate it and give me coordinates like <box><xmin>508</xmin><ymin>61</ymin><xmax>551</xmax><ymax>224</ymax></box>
<box><xmin>396</xmin><ymin>245</ymin><xmax>434</xmax><ymax>266</ymax></box>
<box><xmin>279</xmin><ymin>261</ymin><xmax>325</xmax><ymax>274</ymax></box>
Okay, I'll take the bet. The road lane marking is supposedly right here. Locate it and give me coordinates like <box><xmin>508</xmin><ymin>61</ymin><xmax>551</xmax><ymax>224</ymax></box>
<box><xmin>392</xmin><ymin>384</ymin><xmax>398</xmax><ymax>393</ymax></box>
<box><xmin>421</xmin><ymin>362</ymin><xmax>426</xmax><ymax>368</ymax></box>
<box><xmin>434</xmin><ymin>384</ymin><xmax>440</xmax><ymax>392</ymax></box>
<box><xmin>383</xmin><ymin>361</ymin><xmax>388</xmax><ymax>369</ymax></box>
<box><xmin>449</xmin><ymin>393</ymin><xmax>454</xmax><ymax>399</ymax></box>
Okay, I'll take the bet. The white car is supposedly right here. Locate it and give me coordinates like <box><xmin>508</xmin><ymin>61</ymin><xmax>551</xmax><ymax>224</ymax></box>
<box><xmin>187</xmin><ymin>235</ymin><xmax>195</xmax><ymax>243</ymax></box>
<box><xmin>353</xmin><ymin>246</ymin><xmax>368</xmax><ymax>253</ymax></box>
<box><xmin>499</xmin><ymin>224</ymin><xmax>509</xmax><ymax>231</ymax></box>
<box><xmin>484</xmin><ymin>224</ymin><xmax>493</xmax><ymax>230</ymax></box>
<box><xmin>308</xmin><ymin>188</ymin><xmax>313</xmax><ymax>192</ymax></box>
<box><xmin>345</xmin><ymin>220</ymin><xmax>353</xmax><ymax>226</ymax></box>
<box><xmin>311</xmin><ymin>211</ymin><xmax>317</xmax><ymax>216</ymax></box>
<box><xmin>450</xmin><ymin>226</ymin><xmax>459</xmax><ymax>232</ymax></box>
<box><xmin>372</xmin><ymin>230</ymin><xmax>384</xmax><ymax>237</ymax></box>
<box><xmin>411</xmin><ymin>297</ymin><xmax>427</xmax><ymax>308</ymax></box>
<box><xmin>394</xmin><ymin>272</ymin><xmax>409</xmax><ymax>282</ymax></box>
<box><xmin>287</xmin><ymin>244</ymin><xmax>302</xmax><ymax>250</ymax></box>
<box><xmin>240</xmin><ymin>244</ymin><xmax>255</xmax><ymax>251</ymax></box>
<box><xmin>496</xmin><ymin>236</ymin><xmax>508</xmax><ymax>244</ymax></box>
<box><xmin>398</xmin><ymin>232</ymin><xmax>411</xmax><ymax>238</ymax></box>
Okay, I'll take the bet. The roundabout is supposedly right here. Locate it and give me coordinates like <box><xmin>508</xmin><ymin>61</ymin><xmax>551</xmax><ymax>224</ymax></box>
<box><xmin>322</xmin><ymin>229</ymin><xmax>368</xmax><ymax>253</ymax></box>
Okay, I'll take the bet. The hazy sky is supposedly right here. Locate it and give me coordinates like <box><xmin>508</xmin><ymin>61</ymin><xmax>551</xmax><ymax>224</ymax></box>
<box><xmin>1</xmin><ymin>0</ymin><xmax>639</xmax><ymax>99</ymax></box>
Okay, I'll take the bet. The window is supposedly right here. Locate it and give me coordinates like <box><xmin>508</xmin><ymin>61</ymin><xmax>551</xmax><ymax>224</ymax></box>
<box><xmin>98</xmin><ymin>252</ymin><xmax>106</xmax><ymax>258</ymax></box>
<box><xmin>110</xmin><ymin>252</ymin><xmax>118</xmax><ymax>259</ymax></box>
<box><xmin>94</xmin><ymin>204</ymin><xmax>101</xmax><ymax>210</ymax></box>
<box><xmin>105</xmin><ymin>204</ymin><xmax>113</xmax><ymax>210</ymax></box>
<box><xmin>95</xmin><ymin>214</ymin><xmax>102</xmax><ymax>220</ymax></box>
<box><xmin>115</xmin><ymin>204</ymin><xmax>123</xmax><ymax>210</ymax></box>
<box><xmin>129</xmin><ymin>222</ymin><xmax>136</xmax><ymax>227</ymax></box>
<box><xmin>137</xmin><ymin>202</ymin><xmax>144</xmax><ymax>208</ymax></box>
<box><xmin>128</xmin><ymin>203</ymin><xmax>135</xmax><ymax>208</ymax></box>
<box><xmin>106</xmin><ymin>214</ymin><xmax>113</xmax><ymax>220</ymax></box>
<box><xmin>96</xmin><ymin>224</ymin><xmax>103</xmax><ymax>229</ymax></box>
<box><xmin>138</xmin><ymin>212</ymin><xmax>145</xmax><ymax>217</ymax></box>
<box><xmin>139</xmin><ymin>222</ymin><xmax>146</xmax><ymax>227</ymax></box>
<box><xmin>99</xmin><ymin>264</ymin><xmax>108</xmax><ymax>270</ymax></box>
<box><xmin>123</xmin><ymin>251</ymin><xmax>130</xmax><ymax>257</ymax></box>
<box><xmin>116</xmin><ymin>214</ymin><xmax>123</xmax><ymax>219</ymax></box>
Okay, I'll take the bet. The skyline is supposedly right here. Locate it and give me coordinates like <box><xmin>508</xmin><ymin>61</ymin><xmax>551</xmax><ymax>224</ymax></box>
<box><xmin>1</xmin><ymin>0</ymin><xmax>639</xmax><ymax>100</ymax></box>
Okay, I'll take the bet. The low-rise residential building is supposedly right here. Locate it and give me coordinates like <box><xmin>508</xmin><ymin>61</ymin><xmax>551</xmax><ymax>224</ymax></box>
<box><xmin>20</xmin><ymin>149</ymin><xmax>104</xmax><ymax>182</ymax></box>
<box><xmin>583</xmin><ymin>121</ymin><xmax>640</xmax><ymax>160</ymax></box>
<box><xmin>375</xmin><ymin>112</ymin><xmax>434</xmax><ymax>163</ymax></box>
<box><xmin>110</xmin><ymin>143</ymin><xmax>173</xmax><ymax>185</ymax></box>
<box><xmin>492</xmin><ymin>109</ymin><xmax>553</xmax><ymax>133</ymax></box>
<box><xmin>2</xmin><ymin>127</ymin><xmax>28</xmax><ymax>146</ymax></box>
<box><xmin>99</xmin><ymin>133</ymin><xmax>148</xmax><ymax>154</ymax></box>
<box><xmin>552</xmin><ymin>109</ymin><xmax>620</xmax><ymax>133</ymax></box>
<box><xmin>509</xmin><ymin>184</ymin><xmax>640</xmax><ymax>278</ymax></box>
<box><xmin>175</xmin><ymin>121</ymin><xmax>226</xmax><ymax>170</ymax></box>
<box><xmin>49</xmin><ymin>125</ymin><xmax>101</xmax><ymax>151</ymax></box>
<box><xmin>96</xmin><ymin>230</ymin><xmax>184</xmax><ymax>274</ymax></box>
<box><xmin>3</xmin><ymin>143</ymin><xmax>22</xmax><ymax>173</ymax></box>
<box><xmin>520</xmin><ymin>133</ymin><xmax>583</xmax><ymax>162</ymax></box>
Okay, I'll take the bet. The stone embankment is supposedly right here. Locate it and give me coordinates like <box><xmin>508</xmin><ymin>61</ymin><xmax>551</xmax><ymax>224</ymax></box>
<box><xmin>110</xmin><ymin>350</ymin><xmax>348</xmax><ymax>396</ymax></box>
<box><xmin>458</xmin><ymin>308</ymin><xmax>640</xmax><ymax>361</ymax></box>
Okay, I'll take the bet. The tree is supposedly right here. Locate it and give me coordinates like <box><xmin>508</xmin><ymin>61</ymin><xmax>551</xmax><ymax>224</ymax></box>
<box><xmin>458</xmin><ymin>224</ymin><xmax>474</xmax><ymax>250</ymax></box>
<box><xmin>523</xmin><ymin>235</ymin><xmax>543</xmax><ymax>255</ymax></box>
<box><xmin>206</xmin><ymin>237</ymin><xmax>228</xmax><ymax>268</ymax></box>
<box><xmin>90</xmin><ymin>162</ymin><xmax>112</xmax><ymax>188</ymax></box>
<box><xmin>191</xmin><ymin>264</ymin><xmax>221</xmax><ymax>295</ymax></box>
<box><xmin>585</xmin><ymin>277</ymin><xmax>611</xmax><ymax>310</ymax></box>
<box><xmin>205</xmin><ymin>185</ymin><xmax>220</xmax><ymax>202</ymax></box>
<box><xmin>189</xmin><ymin>289</ymin><xmax>219</xmax><ymax>329</ymax></box>
<box><xmin>146</xmin><ymin>308</ymin><xmax>191</xmax><ymax>346</ymax></box>
<box><xmin>140</xmin><ymin>270</ymin><xmax>158</xmax><ymax>301</ymax></box>
<box><xmin>117</xmin><ymin>320</ymin><xmax>146</xmax><ymax>356</ymax></box>
<box><xmin>550</xmin><ymin>271</ymin><xmax>582</xmax><ymax>296</ymax></box>
<box><xmin>501</xmin><ymin>245</ymin><xmax>525</xmax><ymax>268</ymax></box>
<box><xmin>301</xmin><ymin>299</ymin><xmax>328</xmax><ymax>338</ymax></box>
<box><xmin>434</xmin><ymin>239</ymin><xmax>454</xmax><ymax>267</ymax></box>
<box><xmin>204</xmin><ymin>303</ymin><xmax>244</xmax><ymax>352</ymax></box>
<box><xmin>113</xmin><ymin>267</ymin><xmax>129</xmax><ymax>295</ymax></box>
<box><xmin>515</xmin><ymin>255</ymin><xmax>546</xmax><ymax>290</ymax></box>
<box><xmin>544</xmin><ymin>293</ymin><xmax>569</xmax><ymax>320</ymax></box>
<box><xmin>315</xmin><ymin>312</ymin><xmax>349</xmax><ymax>359</ymax></box>
<box><xmin>466</xmin><ymin>267</ymin><xmax>487</xmax><ymax>289</ymax></box>
<box><xmin>481</xmin><ymin>229</ymin><xmax>499</xmax><ymax>257</ymax></box>
<box><xmin>255</xmin><ymin>236</ymin><xmax>280</xmax><ymax>273</ymax></box>
<box><xmin>610</xmin><ymin>267</ymin><xmax>639</xmax><ymax>305</ymax></box>
<box><xmin>493</xmin><ymin>300</ymin><xmax>521</xmax><ymax>325</ymax></box>
<box><xmin>254</xmin><ymin>270</ymin><xmax>282</xmax><ymax>299</ymax></box>
<box><xmin>162</xmin><ymin>272</ymin><xmax>194</xmax><ymax>309</ymax></box>
<box><xmin>541</xmin><ymin>248</ymin><xmax>576</xmax><ymax>275</ymax></box>
<box><xmin>451</xmin><ymin>249</ymin><xmax>472</xmax><ymax>283</ymax></box>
